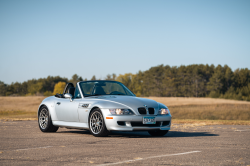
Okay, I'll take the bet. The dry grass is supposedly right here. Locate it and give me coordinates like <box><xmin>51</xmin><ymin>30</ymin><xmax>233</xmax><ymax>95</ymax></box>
<box><xmin>145</xmin><ymin>97</ymin><xmax>250</xmax><ymax>106</ymax></box>
<box><xmin>0</xmin><ymin>96</ymin><xmax>45</xmax><ymax>120</ymax></box>
<box><xmin>169</xmin><ymin>104</ymin><xmax>250</xmax><ymax>120</ymax></box>
<box><xmin>172</xmin><ymin>119</ymin><xmax>250</xmax><ymax>126</ymax></box>
<box><xmin>145</xmin><ymin>97</ymin><xmax>250</xmax><ymax>124</ymax></box>
<box><xmin>0</xmin><ymin>96</ymin><xmax>45</xmax><ymax>112</ymax></box>
<box><xmin>0</xmin><ymin>96</ymin><xmax>250</xmax><ymax>125</ymax></box>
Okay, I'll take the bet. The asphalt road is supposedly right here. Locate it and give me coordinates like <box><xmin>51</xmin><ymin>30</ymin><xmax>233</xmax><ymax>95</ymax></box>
<box><xmin>0</xmin><ymin>120</ymin><xmax>250</xmax><ymax>166</ymax></box>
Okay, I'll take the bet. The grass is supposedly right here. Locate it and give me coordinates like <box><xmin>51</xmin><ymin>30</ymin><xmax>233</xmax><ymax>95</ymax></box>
<box><xmin>172</xmin><ymin>119</ymin><xmax>250</xmax><ymax>125</ymax></box>
<box><xmin>0</xmin><ymin>110</ymin><xmax>37</xmax><ymax>120</ymax></box>
<box><xmin>169</xmin><ymin>104</ymin><xmax>250</xmax><ymax>120</ymax></box>
<box><xmin>146</xmin><ymin>97</ymin><xmax>250</xmax><ymax>106</ymax></box>
<box><xmin>0</xmin><ymin>96</ymin><xmax>250</xmax><ymax>125</ymax></box>
<box><xmin>0</xmin><ymin>96</ymin><xmax>45</xmax><ymax>120</ymax></box>
<box><xmin>146</xmin><ymin>97</ymin><xmax>250</xmax><ymax>125</ymax></box>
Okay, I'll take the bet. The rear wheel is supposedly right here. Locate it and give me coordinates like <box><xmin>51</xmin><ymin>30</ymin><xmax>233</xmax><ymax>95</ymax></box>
<box><xmin>38</xmin><ymin>106</ymin><xmax>58</xmax><ymax>132</ymax></box>
<box><xmin>89</xmin><ymin>108</ymin><xmax>109</xmax><ymax>137</ymax></box>
<box><xmin>148</xmin><ymin>130</ymin><xmax>168</xmax><ymax>137</ymax></box>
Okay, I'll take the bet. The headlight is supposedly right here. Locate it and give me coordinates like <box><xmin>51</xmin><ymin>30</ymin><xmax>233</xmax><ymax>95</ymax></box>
<box><xmin>158</xmin><ymin>108</ymin><xmax>170</xmax><ymax>115</ymax></box>
<box><xmin>109</xmin><ymin>109</ymin><xmax>134</xmax><ymax>115</ymax></box>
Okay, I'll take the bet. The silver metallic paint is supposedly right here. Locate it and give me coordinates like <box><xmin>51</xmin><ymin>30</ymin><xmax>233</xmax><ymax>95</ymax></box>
<box><xmin>38</xmin><ymin>82</ymin><xmax>172</xmax><ymax>132</ymax></box>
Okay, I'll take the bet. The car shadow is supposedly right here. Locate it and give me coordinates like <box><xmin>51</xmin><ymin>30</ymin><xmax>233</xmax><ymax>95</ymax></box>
<box><xmin>58</xmin><ymin>130</ymin><xmax>219</xmax><ymax>138</ymax></box>
<box><xmin>167</xmin><ymin>131</ymin><xmax>219</xmax><ymax>137</ymax></box>
<box><xmin>108</xmin><ymin>131</ymin><xmax>219</xmax><ymax>138</ymax></box>
<box><xmin>58</xmin><ymin>130</ymin><xmax>91</xmax><ymax>135</ymax></box>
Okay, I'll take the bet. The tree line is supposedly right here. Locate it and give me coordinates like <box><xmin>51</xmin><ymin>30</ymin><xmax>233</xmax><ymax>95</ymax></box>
<box><xmin>0</xmin><ymin>64</ymin><xmax>250</xmax><ymax>101</ymax></box>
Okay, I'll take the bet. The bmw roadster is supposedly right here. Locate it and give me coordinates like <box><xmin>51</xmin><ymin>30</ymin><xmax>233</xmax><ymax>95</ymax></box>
<box><xmin>38</xmin><ymin>80</ymin><xmax>171</xmax><ymax>137</ymax></box>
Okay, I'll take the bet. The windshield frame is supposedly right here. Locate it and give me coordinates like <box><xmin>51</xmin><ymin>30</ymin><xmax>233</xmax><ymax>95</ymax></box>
<box><xmin>78</xmin><ymin>80</ymin><xmax>136</xmax><ymax>97</ymax></box>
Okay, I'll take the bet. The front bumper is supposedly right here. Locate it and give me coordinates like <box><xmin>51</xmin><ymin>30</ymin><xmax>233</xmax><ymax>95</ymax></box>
<box><xmin>103</xmin><ymin>111</ymin><xmax>171</xmax><ymax>131</ymax></box>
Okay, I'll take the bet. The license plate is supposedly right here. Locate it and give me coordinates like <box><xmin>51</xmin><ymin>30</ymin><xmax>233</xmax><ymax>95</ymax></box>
<box><xmin>143</xmin><ymin>117</ymin><xmax>156</xmax><ymax>124</ymax></box>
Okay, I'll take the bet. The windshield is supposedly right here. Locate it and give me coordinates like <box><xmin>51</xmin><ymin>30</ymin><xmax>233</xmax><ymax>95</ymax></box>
<box><xmin>79</xmin><ymin>81</ymin><xmax>135</xmax><ymax>97</ymax></box>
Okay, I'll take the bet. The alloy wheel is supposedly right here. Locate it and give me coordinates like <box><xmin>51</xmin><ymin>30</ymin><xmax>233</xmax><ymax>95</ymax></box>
<box><xmin>39</xmin><ymin>108</ymin><xmax>49</xmax><ymax>129</ymax></box>
<box><xmin>90</xmin><ymin>111</ymin><xmax>103</xmax><ymax>134</ymax></box>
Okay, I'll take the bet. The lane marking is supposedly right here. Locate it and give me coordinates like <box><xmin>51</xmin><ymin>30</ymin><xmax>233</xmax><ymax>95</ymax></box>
<box><xmin>96</xmin><ymin>151</ymin><xmax>201</xmax><ymax>166</ymax></box>
<box><xmin>15</xmin><ymin>146</ymin><xmax>53</xmax><ymax>151</ymax></box>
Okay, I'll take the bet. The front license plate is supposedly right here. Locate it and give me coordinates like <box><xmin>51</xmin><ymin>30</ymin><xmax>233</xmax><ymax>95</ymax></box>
<box><xmin>143</xmin><ymin>117</ymin><xmax>156</xmax><ymax>124</ymax></box>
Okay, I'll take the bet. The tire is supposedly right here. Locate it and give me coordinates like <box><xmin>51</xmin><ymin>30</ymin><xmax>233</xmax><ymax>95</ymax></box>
<box><xmin>89</xmin><ymin>108</ymin><xmax>109</xmax><ymax>137</ymax></box>
<box><xmin>38</xmin><ymin>106</ymin><xmax>59</xmax><ymax>132</ymax></box>
<box><xmin>148</xmin><ymin>130</ymin><xmax>168</xmax><ymax>137</ymax></box>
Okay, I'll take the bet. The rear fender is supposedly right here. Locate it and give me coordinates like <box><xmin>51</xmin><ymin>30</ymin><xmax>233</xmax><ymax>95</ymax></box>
<box><xmin>38</xmin><ymin>96</ymin><xmax>58</xmax><ymax>122</ymax></box>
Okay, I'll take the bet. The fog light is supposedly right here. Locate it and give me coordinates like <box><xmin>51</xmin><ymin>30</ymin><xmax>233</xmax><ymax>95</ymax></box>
<box><xmin>125</xmin><ymin>122</ymin><xmax>131</xmax><ymax>127</ymax></box>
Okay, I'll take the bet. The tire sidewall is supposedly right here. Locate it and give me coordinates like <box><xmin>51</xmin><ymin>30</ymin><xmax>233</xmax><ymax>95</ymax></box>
<box><xmin>38</xmin><ymin>106</ymin><xmax>53</xmax><ymax>132</ymax></box>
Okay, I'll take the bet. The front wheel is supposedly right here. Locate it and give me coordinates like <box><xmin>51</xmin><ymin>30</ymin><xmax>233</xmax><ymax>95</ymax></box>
<box><xmin>38</xmin><ymin>106</ymin><xmax>58</xmax><ymax>132</ymax></box>
<box><xmin>148</xmin><ymin>130</ymin><xmax>168</xmax><ymax>137</ymax></box>
<box><xmin>89</xmin><ymin>108</ymin><xmax>109</xmax><ymax>137</ymax></box>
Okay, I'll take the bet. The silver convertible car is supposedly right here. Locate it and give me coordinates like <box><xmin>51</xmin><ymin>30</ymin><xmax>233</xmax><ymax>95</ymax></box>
<box><xmin>38</xmin><ymin>80</ymin><xmax>171</xmax><ymax>137</ymax></box>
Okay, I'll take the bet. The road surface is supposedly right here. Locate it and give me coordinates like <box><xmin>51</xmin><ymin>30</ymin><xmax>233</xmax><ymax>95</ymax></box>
<box><xmin>0</xmin><ymin>120</ymin><xmax>249</xmax><ymax>165</ymax></box>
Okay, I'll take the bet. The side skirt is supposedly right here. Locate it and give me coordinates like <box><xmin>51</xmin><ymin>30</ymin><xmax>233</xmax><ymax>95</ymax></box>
<box><xmin>53</xmin><ymin>121</ymin><xmax>89</xmax><ymax>130</ymax></box>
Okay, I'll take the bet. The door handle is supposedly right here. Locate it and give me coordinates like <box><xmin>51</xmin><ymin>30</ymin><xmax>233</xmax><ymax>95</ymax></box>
<box><xmin>56</xmin><ymin>102</ymin><xmax>61</xmax><ymax>105</ymax></box>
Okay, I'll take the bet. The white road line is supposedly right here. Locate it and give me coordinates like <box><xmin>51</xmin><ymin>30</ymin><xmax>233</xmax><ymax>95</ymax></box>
<box><xmin>96</xmin><ymin>151</ymin><xmax>201</xmax><ymax>166</ymax></box>
<box><xmin>15</xmin><ymin>146</ymin><xmax>53</xmax><ymax>151</ymax></box>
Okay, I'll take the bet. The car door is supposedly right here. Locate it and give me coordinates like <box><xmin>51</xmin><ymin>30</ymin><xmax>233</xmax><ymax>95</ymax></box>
<box><xmin>54</xmin><ymin>83</ymin><xmax>81</xmax><ymax>122</ymax></box>
<box><xmin>55</xmin><ymin>98</ymin><xmax>80</xmax><ymax>122</ymax></box>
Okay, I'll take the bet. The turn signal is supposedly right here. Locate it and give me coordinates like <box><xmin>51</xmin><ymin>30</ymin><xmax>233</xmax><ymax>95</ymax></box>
<box><xmin>106</xmin><ymin>117</ymin><xmax>113</xmax><ymax>119</ymax></box>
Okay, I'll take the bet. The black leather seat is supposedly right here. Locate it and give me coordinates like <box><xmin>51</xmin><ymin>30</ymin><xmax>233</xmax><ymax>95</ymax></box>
<box><xmin>93</xmin><ymin>86</ymin><xmax>106</xmax><ymax>95</ymax></box>
<box><xmin>67</xmin><ymin>87</ymin><xmax>75</xmax><ymax>96</ymax></box>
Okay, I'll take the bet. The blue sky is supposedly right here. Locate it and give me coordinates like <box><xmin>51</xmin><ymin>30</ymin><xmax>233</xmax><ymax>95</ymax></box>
<box><xmin>0</xmin><ymin>0</ymin><xmax>250</xmax><ymax>84</ymax></box>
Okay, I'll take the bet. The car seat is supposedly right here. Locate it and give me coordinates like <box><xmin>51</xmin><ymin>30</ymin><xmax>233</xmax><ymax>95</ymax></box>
<box><xmin>93</xmin><ymin>86</ymin><xmax>106</xmax><ymax>95</ymax></box>
<box><xmin>67</xmin><ymin>87</ymin><xmax>75</xmax><ymax>97</ymax></box>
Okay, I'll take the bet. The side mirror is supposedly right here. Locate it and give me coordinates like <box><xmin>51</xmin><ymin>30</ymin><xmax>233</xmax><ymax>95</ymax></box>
<box><xmin>64</xmin><ymin>93</ymin><xmax>73</xmax><ymax>102</ymax></box>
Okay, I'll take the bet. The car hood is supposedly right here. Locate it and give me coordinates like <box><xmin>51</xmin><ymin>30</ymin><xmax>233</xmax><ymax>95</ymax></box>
<box><xmin>88</xmin><ymin>95</ymin><xmax>159</xmax><ymax>114</ymax></box>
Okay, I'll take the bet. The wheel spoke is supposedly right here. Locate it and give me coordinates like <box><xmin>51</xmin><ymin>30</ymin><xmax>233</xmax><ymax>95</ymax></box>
<box><xmin>39</xmin><ymin>108</ymin><xmax>49</xmax><ymax>130</ymax></box>
<box><xmin>90</xmin><ymin>111</ymin><xmax>104</xmax><ymax>134</ymax></box>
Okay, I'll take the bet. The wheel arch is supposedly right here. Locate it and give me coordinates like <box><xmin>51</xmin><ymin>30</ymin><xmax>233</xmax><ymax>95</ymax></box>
<box><xmin>38</xmin><ymin>104</ymin><xmax>59</xmax><ymax>132</ymax></box>
<box><xmin>38</xmin><ymin>104</ymin><xmax>48</xmax><ymax>116</ymax></box>
<box><xmin>88</xmin><ymin>106</ymin><xmax>100</xmax><ymax>122</ymax></box>
<box><xmin>37</xmin><ymin>104</ymin><xmax>55</xmax><ymax>122</ymax></box>
<box><xmin>87</xmin><ymin>106</ymin><xmax>110</xmax><ymax>136</ymax></box>
<box><xmin>87</xmin><ymin>106</ymin><xmax>109</xmax><ymax>127</ymax></box>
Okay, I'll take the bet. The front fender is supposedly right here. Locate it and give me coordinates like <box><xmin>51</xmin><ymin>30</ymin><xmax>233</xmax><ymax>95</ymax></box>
<box><xmin>86</xmin><ymin>100</ymin><xmax>132</xmax><ymax>126</ymax></box>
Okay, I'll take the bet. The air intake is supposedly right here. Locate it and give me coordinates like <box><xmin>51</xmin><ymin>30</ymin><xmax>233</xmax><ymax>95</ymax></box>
<box><xmin>148</xmin><ymin>107</ymin><xmax>154</xmax><ymax>114</ymax></box>
<box><xmin>138</xmin><ymin>107</ymin><xmax>146</xmax><ymax>114</ymax></box>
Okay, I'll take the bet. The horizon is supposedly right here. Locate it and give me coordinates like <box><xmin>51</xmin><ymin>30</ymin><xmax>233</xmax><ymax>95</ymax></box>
<box><xmin>1</xmin><ymin>0</ymin><xmax>250</xmax><ymax>84</ymax></box>
<box><xmin>0</xmin><ymin>63</ymin><xmax>248</xmax><ymax>84</ymax></box>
